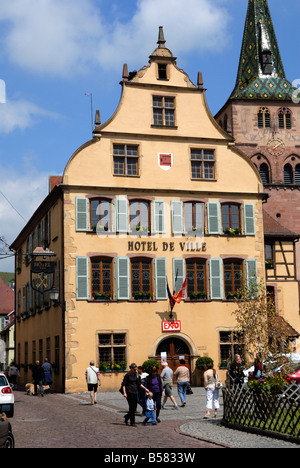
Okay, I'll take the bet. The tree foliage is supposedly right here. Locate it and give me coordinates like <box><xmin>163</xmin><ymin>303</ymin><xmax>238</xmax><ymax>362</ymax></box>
<box><xmin>232</xmin><ymin>280</ymin><xmax>292</xmax><ymax>366</ymax></box>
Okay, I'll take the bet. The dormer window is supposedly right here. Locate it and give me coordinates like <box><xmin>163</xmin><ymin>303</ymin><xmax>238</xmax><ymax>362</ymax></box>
<box><xmin>261</xmin><ymin>50</ymin><xmax>273</xmax><ymax>75</ymax></box>
<box><xmin>158</xmin><ymin>63</ymin><xmax>168</xmax><ymax>80</ymax></box>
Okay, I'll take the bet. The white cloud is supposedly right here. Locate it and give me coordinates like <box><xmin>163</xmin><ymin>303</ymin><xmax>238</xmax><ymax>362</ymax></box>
<box><xmin>0</xmin><ymin>0</ymin><xmax>231</xmax><ymax>76</ymax></box>
<box><xmin>0</xmin><ymin>0</ymin><xmax>104</xmax><ymax>77</ymax></box>
<box><xmin>0</xmin><ymin>98</ymin><xmax>60</xmax><ymax>134</ymax></box>
<box><xmin>0</xmin><ymin>163</ymin><xmax>49</xmax><ymax>271</ymax></box>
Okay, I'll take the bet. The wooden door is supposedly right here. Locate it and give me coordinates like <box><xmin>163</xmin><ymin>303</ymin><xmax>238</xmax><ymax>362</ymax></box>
<box><xmin>156</xmin><ymin>337</ymin><xmax>191</xmax><ymax>380</ymax></box>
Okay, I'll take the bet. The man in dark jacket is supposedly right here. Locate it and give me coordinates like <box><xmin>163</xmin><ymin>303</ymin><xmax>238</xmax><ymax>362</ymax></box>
<box><xmin>229</xmin><ymin>354</ymin><xmax>244</xmax><ymax>387</ymax></box>
<box><xmin>32</xmin><ymin>361</ymin><xmax>45</xmax><ymax>397</ymax></box>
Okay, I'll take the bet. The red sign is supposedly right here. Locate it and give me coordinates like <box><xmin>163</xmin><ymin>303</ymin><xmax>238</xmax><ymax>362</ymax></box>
<box><xmin>158</xmin><ymin>153</ymin><xmax>173</xmax><ymax>171</ymax></box>
<box><xmin>162</xmin><ymin>320</ymin><xmax>181</xmax><ymax>332</ymax></box>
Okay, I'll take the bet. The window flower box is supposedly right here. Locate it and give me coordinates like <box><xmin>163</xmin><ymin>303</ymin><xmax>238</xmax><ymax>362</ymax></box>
<box><xmin>93</xmin><ymin>291</ymin><xmax>111</xmax><ymax>301</ymax></box>
<box><xmin>224</xmin><ymin>227</ymin><xmax>241</xmax><ymax>236</ymax></box>
<box><xmin>134</xmin><ymin>291</ymin><xmax>152</xmax><ymax>300</ymax></box>
<box><xmin>189</xmin><ymin>291</ymin><xmax>207</xmax><ymax>300</ymax></box>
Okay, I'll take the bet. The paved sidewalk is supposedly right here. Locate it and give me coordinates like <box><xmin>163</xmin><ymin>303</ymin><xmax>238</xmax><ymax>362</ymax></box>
<box><xmin>64</xmin><ymin>388</ymin><xmax>300</xmax><ymax>448</ymax></box>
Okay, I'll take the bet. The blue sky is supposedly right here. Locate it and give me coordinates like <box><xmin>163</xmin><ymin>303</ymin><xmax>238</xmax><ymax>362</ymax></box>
<box><xmin>0</xmin><ymin>0</ymin><xmax>299</xmax><ymax>272</ymax></box>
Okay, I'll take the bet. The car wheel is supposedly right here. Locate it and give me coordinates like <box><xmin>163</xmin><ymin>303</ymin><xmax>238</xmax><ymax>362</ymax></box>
<box><xmin>3</xmin><ymin>433</ymin><xmax>14</xmax><ymax>448</ymax></box>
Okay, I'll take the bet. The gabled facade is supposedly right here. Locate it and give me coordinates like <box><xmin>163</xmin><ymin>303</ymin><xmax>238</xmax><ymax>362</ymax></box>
<box><xmin>11</xmin><ymin>28</ymin><xmax>266</xmax><ymax>392</ymax></box>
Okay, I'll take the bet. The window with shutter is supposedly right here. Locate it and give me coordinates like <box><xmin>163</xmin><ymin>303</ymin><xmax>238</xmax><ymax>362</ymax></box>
<box><xmin>210</xmin><ymin>258</ymin><xmax>223</xmax><ymax>300</ymax></box>
<box><xmin>153</xmin><ymin>200</ymin><xmax>165</xmax><ymax>234</ymax></box>
<box><xmin>116</xmin><ymin>257</ymin><xmax>130</xmax><ymax>300</ymax></box>
<box><xmin>244</xmin><ymin>203</ymin><xmax>256</xmax><ymax>235</ymax></box>
<box><xmin>76</xmin><ymin>197</ymin><xmax>88</xmax><ymax>231</ymax></box>
<box><xmin>172</xmin><ymin>258</ymin><xmax>185</xmax><ymax>295</ymax></box>
<box><xmin>116</xmin><ymin>198</ymin><xmax>128</xmax><ymax>233</ymax></box>
<box><xmin>155</xmin><ymin>257</ymin><xmax>167</xmax><ymax>300</ymax></box>
<box><xmin>76</xmin><ymin>256</ymin><xmax>89</xmax><ymax>300</ymax></box>
<box><xmin>207</xmin><ymin>202</ymin><xmax>221</xmax><ymax>235</ymax></box>
<box><xmin>171</xmin><ymin>201</ymin><xmax>183</xmax><ymax>235</ymax></box>
<box><xmin>246</xmin><ymin>258</ymin><xmax>258</xmax><ymax>293</ymax></box>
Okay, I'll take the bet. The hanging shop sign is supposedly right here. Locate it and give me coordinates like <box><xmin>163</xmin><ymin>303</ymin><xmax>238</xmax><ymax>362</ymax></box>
<box><xmin>162</xmin><ymin>320</ymin><xmax>181</xmax><ymax>332</ymax></box>
<box><xmin>30</xmin><ymin>260</ymin><xmax>56</xmax><ymax>294</ymax></box>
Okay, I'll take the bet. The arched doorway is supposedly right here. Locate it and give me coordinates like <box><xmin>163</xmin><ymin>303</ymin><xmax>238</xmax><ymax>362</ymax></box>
<box><xmin>155</xmin><ymin>337</ymin><xmax>191</xmax><ymax>377</ymax></box>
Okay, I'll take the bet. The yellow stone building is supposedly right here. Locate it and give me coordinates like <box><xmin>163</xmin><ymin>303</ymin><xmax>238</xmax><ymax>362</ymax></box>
<box><xmin>12</xmin><ymin>28</ymin><xmax>271</xmax><ymax>393</ymax></box>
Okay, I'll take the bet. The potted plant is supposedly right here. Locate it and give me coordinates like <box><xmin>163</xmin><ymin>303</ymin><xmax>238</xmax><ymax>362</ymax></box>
<box><xmin>265</xmin><ymin>261</ymin><xmax>274</xmax><ymax>270</ymax></box>
<box><xmin>224</xmin><ymin>227</ymin><xmax>240</xmax><ymax>236</ymax></box>
<box><xmin>99</xmin><ymin>362</ymin><xmax>111</xmax><ymax>372</ymax></box>
<box><xmin>134</xmin><ymin>291</ymin><xmax>152</xmax><ymax>300</ymax></box>
<box><xmin>189</xmin><ymin>291</ymin><xmax>207</xmax><ymax>300</ymax></box>
<box><xmin>93</xmin><ymin>291</ymin><xmax>111</xmax><ymax>300</ymax></box>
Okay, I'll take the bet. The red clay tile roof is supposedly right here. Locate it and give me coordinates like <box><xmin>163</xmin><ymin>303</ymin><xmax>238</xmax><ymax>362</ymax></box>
<box><xmin>263</xmin><ymin>210</ymin><xmax>300</xmax><ymax>238</ymax></box>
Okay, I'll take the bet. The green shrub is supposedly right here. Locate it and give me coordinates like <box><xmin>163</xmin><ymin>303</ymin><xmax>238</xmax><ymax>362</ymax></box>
<box><xmin>196</xmin><ymin>357</ymin><xmax>214</xmax><ymax>370</ymax></box>
<box><xmin>142</xmin><ymin>359</ymin><xmax>160</xmax><ymax>374</ymax></box>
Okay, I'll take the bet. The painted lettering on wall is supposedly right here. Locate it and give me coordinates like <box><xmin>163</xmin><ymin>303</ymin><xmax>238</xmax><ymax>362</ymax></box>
<box><xmin>128</xmin><ymin>241</ymin><xmax>206</xmax><ymax>253</ymax></box>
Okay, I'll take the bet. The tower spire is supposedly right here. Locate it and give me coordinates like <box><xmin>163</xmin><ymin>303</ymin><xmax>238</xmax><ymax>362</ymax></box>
<box><xmin>230</xmin><ymin>0</ymin><xmax>294</xmax><ymax>100</ymax></box>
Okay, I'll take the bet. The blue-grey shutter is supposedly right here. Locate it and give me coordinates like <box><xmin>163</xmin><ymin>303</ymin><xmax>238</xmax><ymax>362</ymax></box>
<box><xmin>171</xmin><ymin>201</ymin><xmax>183</xmax><ymax>234</ymax></box>
<box><xmin>246</xmin><ymin>258</ymin><xmax>258</xmax><ymax>292</ymax></box>
<box><xmin>210</xmin><ymin>258</ymin><xmax>223</xmax><ymax>299</ymax></box>
<box><xmin>207</xmin><ymin>202</ymin><xmax>221</xmax><ymax>234</ymax></box>
<box><xmin>153</xmin><ymin>200</ymin><xmax>166</xmax><ymax>234</ymax></box>
<box><xmin>244</xmin><ymin>203</ymin><xmax>256</xmax><ymax>235</ymax></box>
<box><xmin>155</xmin><ymin>257</ymin><xmax>167</xmax><ymax>300</ymax></box>
<box><xmin>172</xmin><ymin>258</ymin><xmax>185</xmax><ymax>294</ymax></box>
<box><xmin>76</xmin><ymin>256</ymin><xmax>89</xmax><ymax>300</ymax></box>
<box><xmin>76</xmin><ymin>197</ymin><xmax>88</xmax><ymax>231</ymax></box>
<box><xmin>116</xmin><ymin>198</ymin><xmax>128</xmax><ymax>233</ymax></box>
<box><xmin>116</xmin><ymin>257</ymin><xmax>130</xmax><ymax>300</ymax></box>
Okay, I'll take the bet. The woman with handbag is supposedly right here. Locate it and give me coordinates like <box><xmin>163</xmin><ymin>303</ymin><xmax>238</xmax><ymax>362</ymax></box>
<box><xmin>203</xmin><ymin>363</ymin><xmax>221</xmax><ymax>419</ymax></box>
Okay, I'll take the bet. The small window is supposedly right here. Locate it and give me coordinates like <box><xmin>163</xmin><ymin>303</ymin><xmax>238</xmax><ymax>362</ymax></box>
<box><xmin>224</xmin><ymin>260</ymin><xmax>243</xmax><ymax>299</ymax></box>
<box><xmin>259</xmin><ymin>163</ymin><xmax>270</xmax><ymax>183</ymax></box>
<box><xmin>129</xmin><ymin>200</ymin><xmax>150</xmax><ymax>234</ymax></box>
<box><xmin>186</xmin><ymin>259</ymin><xmax>207</xmax><ymax>300</ymax></box>
<box><xmin>222</xmin><ymin>203</ymin><xmax>241</xmax><ymax>235</ymax></box>
<box><xmin>265</xmin><ymin>243</ymin><xmax>274</xmax><ymax>269</ymax></box>
<box><xmin>183</xmin><ymin>202</ymin><xmax>204</xmax><ymax>235</ymax></box>
<box><xmin>91</xmin><ymin>258</ymin><xmax>113</xmax><ymax>300</ymax></box>
<box><xmin>153</xmin><ymin>96</ymin><xmax>175</xmax><ymax>127</ymax></box>
<box><xmin>113</xmin><ymin>144</ymin><xmax>139</xmax><ymax>176</ymax></box>
<box><xmin>278</xmin><ymin>108</ymin><xmax>292</xmax><ymax>129</ymax></box>
<box><xmin>257</xmin><ymin>107</ymin><xmax>271</xmax><ymax>128</ymax></box>
<box><xmin>158</xmin><ymin>63</ymin><xmax>167</xmax><ymax>80</ymax></box>
<box><xmin>98</xmin><ymin>333</ymin><xmax>126</xmax><ymax>367</ymax></box>
<box><xmin>284</xmin><ymin>164</ymin><xmax>293</xmax><ymax>184</ymax></box>
<box><xmin>191</xmin><ymin>149</ymin><xmax>215</xmax><ymax>180</ymax></box>
<box><xmin>131</xmin><ymin>258</ymin><xmax>152</xmax><ymax>300</ymax></box>
<box><xmin>90</xmin><ymin>199</ymin><xmax>112</xmax><ymax>232</ymax></box>
<box><xmin>295</xmin><ymin>164</ymin><xmax>300</xmax><ymax>185</ymax></box>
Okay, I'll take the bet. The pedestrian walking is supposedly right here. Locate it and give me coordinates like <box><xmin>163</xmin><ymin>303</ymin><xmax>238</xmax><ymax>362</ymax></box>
<box><xmin>122</xmin><ymin>363</ymin><xmax>148</xmax><ymax>427</ymax></box>
<box><xmin>137</xmin><ymin>365</ymin><xmax>148</xmax><ymax>415</ymax></box>
<box><xmin>8</xmin><ymin>362</ymin><xmax>20</xmax><ymax>388</ymax></box>
<box><xmin>161</xmin><ymin>362</ymin><xmax>178</xmax><ymax>410</ymax></box>
<box><xmin>174</xmin><ymin>359</ymin><xmax>190</xmax><ymax>407</ymax></box>
<box><xmin>145</xmin><ymin>365</ymin><xmax>164</xmax><ymax>423</ymax></box>
<box><xmin>32</xmin><ymin>361</ymin><xmax>45</xmax><ymax>397</ymax></box>
<box><xmin>85</xmin><ymin>360</ymin><xmax>101</xmax><ymax>405</ymax></box>
<box><xmin>142</xmin><ymin>392</ymin><xmax>156</xmax><ymax>425</ymax></box>
<box><xmin>42</xmin><ymin>358</ymin><xmax>53</xmax><ymax>391</ymax></box>
<box><xmin>229</xmin><ymin>354</ymin><xmax>244</xmax><ymax>387</ymax></box>
<box><xmin>203</xmin><ymin>363</ymin><xmax>220</xmax><ymax>419</ymax></box>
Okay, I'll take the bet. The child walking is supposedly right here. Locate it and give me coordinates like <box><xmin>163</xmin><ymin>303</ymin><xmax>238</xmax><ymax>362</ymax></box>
<box><xmin>143</xmin><ymin>392</ymin><xmax>156</xmax><ymax>425</ymax></box>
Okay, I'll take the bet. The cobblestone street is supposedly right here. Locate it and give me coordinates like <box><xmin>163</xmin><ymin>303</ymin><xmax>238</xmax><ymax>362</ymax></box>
<box><xmin>9</xmin><ymin>387</ymin><xmax>300</xmax><ymax>449</ymax></box>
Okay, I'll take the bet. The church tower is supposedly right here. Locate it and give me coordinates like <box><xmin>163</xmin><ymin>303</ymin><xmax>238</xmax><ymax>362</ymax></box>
<box><xmin>215</xmin><ymin>0</ymin><xmax>300</xmax><ymax>280</ymax></box>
